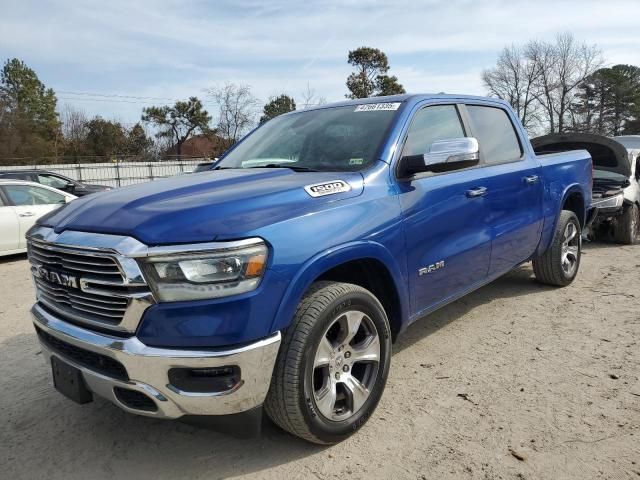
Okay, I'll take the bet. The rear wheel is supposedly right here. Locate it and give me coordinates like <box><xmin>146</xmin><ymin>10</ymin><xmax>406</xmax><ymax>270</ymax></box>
<box><xmin>533</xmin><ymin>210</ymin><xmax>581</xmax><ymax>287</ymax></box>
<box><xmin>264</xmin><ymin>281</ymin><xmax>391</xmax><ymax>444</ymax></box>
<box><xmin>614</xmin><ymin>204</ymin><xmax>639</xmax><ymax>245</ymax></box>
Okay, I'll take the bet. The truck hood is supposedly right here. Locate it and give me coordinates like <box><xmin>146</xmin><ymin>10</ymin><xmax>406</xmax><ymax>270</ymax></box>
<box><xmin>39</xmin><ymin>168</ymin><xmax>364</xmax><ymax>244</ymax></box>
<box><xmin>531</xmin><ymin>133</ymin><xmax>631</xmax><ymax>178</ymax></box>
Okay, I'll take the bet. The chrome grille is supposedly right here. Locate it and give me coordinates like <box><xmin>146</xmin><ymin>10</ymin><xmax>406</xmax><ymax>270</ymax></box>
<box><xmin>27</xmin><ymin>239</ymin><xmax>152</xmax><ymax>332</ymax></box>
<box><xmin>28</xmin><ymin>241</ymin><xmax>122</xmax><ymax>277</ymax></box>
<box><xmin>34</xmin><ymin>276</ymin><xmax>127</xmax><ymax>324</ymax></box>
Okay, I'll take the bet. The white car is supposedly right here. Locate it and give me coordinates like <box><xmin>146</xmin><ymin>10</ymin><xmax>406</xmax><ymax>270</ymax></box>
<box><xmin>0</xmin><ymin>180</ymin><xmax>76</xmax><ymax>256</ymax></box>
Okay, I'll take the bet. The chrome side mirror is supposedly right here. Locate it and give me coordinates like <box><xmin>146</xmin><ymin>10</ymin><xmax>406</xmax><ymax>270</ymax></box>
<box><xmin>423</xmin><ymin>137</ymin><xmax>479</xmax><ymax>167</ymax></box>
<box><xmin>399</xmin><ymin>137</ymin><xmax>480</xmax><ymax>178</ymax></box>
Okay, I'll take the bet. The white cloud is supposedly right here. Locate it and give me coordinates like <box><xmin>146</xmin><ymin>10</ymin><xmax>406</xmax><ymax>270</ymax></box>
<box><xmin>1</xmin><ymin>0</ymin><xmax>638</xmax><ymax>121</ymax></box>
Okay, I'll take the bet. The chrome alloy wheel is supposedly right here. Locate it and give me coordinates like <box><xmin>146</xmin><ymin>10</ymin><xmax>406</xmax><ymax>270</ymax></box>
<box><xmin>312</xmin><ymin>310</ymin><xmax>380</xmax><ymax>421</ymax></box>
<box><xmin>561</xmin><ymin>221</ymin><xmax>580</xmax><ymax>277</ymax></box>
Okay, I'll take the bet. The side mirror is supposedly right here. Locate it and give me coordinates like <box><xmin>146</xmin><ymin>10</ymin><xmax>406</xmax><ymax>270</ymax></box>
<box><xmin>64</xmin><ymin>182</ymin><xmax>76</xmax><ymax>192</ymax></box>
<box><xmin>399</xmin><ymin>137</ymin><xmax>480</xmax><ymax>177</ymax></box>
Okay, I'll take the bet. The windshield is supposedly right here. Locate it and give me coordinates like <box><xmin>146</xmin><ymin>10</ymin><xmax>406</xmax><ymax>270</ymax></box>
<box><xmin>216</xmin><ymin>104</ymin><xmax>401</xmax><ymax>172</ymax></box>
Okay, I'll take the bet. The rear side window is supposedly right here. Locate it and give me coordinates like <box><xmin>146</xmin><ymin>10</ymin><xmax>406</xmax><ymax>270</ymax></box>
<box><xmin>466</xmin><ymin>106</ymin><xmax>522</xmax><ymax>165</ymax></box>
<box><xmin>402</xmin><ymin>105</ymin><xmax>465</xmax><ymax>157</ymax></box>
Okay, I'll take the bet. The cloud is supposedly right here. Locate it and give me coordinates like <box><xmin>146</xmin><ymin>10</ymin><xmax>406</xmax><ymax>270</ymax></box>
<box><xmin>1</xmin><ymin>0</ymin><xmax>638</xmax><ymax>121</ymax></box>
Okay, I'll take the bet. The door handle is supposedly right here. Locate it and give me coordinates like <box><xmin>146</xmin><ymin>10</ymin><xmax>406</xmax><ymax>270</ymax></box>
<box><xmin>466</xmin><ymin>187</ymin><xmax>487</xmax><ymax>198</ymax></box>
<box><xmin>19</xmin><ymin>212</ymin><xmax>36</xmax><ymax>217</ymax></box>
<box><xmin>524</xmin><ymin>175</ymin><xmax>539</xmax><ymax>185</ymax></box>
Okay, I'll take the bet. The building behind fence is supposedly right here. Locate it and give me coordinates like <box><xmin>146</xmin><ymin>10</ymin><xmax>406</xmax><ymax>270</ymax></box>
<box><xmin>0</xmin><ymin>157</ymin><xmax>207</xmax><ymax>187</ymax></box>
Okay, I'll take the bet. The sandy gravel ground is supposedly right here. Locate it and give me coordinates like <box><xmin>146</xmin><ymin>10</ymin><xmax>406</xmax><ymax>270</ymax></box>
<box><xmin>1</xmin><ymin>242</ymin><xmax>639</xmax><ymax>480</ymax></box>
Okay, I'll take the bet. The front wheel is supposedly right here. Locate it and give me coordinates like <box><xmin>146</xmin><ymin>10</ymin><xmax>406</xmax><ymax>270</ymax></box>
<box><xmin>264</xmin><ymin>281</ymin><xmax>391</xmax><ymax>444</ymax></box>
<box><xmin>533</xmin><ymin>210</ymin><xmax>582</xmax><ymax>287</ymax></box>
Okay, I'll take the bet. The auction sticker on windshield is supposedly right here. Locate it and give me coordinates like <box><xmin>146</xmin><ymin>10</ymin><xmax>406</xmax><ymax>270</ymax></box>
<box><xmin>354</xmin><ymin>102</ymin><xmax>401</xmax><ymax>112</ymax></box>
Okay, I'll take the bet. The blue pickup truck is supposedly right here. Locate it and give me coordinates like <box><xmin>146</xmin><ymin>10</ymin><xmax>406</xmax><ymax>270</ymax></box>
<box><xmin>27</xmin><ymin>94</ymin><xmax>592</xmax><ymax>444</ymax></box>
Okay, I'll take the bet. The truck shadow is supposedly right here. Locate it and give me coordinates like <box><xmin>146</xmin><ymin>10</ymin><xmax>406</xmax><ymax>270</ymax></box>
<box><xmin>0</xmin><ymin>332</ymin><xmax>325</xmax><ymax>480</ymax></box>
<box><xmin>395</xmin><ymin>238</ymin><xmax>639</xmax><ymax>354</ymax></box>
<box><xmin>0</xmin><ymin>252</ymin><xmax>28</xmax><ymax>265</ymax></box>
<box><xmin>394</xmin><ymin>263</ymin><xmax>551</xmax><ymax>354</ymax></box>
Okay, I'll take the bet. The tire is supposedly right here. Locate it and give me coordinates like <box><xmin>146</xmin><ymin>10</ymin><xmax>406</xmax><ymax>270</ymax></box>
<box><xmin>614</xmin><ymin>204</ymin><xmax>639</xmax><ymax>245</ymax></box>
<box><xmin>533</xmin><ymin>210</ymin><xmax>582</xmax><ymax>287</ymax></box>
<box><xmin>264</xmin><ymin>281</ymin><xmax>392</xmax><ymax>444</ymax></box>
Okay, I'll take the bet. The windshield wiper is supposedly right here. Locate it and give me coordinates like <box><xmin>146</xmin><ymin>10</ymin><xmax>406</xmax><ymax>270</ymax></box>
<box><xmin>247</xmin><ymin>164</ymin><xmax>320</xmax><ymax>172</ymax></box>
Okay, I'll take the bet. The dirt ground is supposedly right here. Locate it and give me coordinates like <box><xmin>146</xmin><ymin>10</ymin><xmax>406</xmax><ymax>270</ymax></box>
<box><xmin>1</xmin><ymin>241</ymin><xmax>639</xmax><ymax>480</ymax></box>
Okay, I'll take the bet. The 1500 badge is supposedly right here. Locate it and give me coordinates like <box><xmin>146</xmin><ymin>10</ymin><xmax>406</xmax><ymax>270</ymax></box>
<box><xmin>304</xmin><ymin>180</ymin><xmax>351</xmax><ymax>197</ymax></box>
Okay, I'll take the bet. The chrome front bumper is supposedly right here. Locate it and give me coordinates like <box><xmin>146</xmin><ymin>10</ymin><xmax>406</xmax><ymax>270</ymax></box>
<box><xmin>32</xmin><ymin>303</ymin><xmax>281</xmax><ymax>419</ymax></box>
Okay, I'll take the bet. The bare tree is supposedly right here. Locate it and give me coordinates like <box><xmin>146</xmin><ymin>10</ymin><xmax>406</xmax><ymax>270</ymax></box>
<box><xmin>299</xmin><ymin>82</ymin><xmax>327</xmax><ymax>109</ymax></box>
<box><xmin>61</xmin><ymin>104</ymin><xmax>88</xmax><ymax>155</ymax></box>
<box><xmin>530</xmin><ymin>33</ymin><xmax>603</xmax><ymax>133</ymax></box>
<box><xmin>484</xmin><ymin>33</ymin><xmax>603</xmax><ymax>134</ymax></box>
<box><xmin>482</xmin><ymin>45</ymin><xmax>543</xmax><ymax>132</ymax></box>
<box><xmin>208</xmin><ymin>83</ymin><xmax>258</xmax><ymax>148</ymax></box>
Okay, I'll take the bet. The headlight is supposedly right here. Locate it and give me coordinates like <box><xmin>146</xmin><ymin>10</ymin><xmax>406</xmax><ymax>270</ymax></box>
<box><xmin>591</xmin><ymin>193</ymin><xmax>624</xmax><ymax>209</ymax></box>
<box><xmin>140</xmin><ymin>242</ymin><xmax>268</xmax><ymax>302</ymax></box>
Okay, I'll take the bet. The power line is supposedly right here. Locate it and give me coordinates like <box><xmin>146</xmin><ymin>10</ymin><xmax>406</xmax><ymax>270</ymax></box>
<box><xmin>57</xmin><ymin>90</ymin><xmax>179</xmax><ymax>101</ymax></box>
<box><xmin>58</xmin><ymin>96</ymin><xmax>160</xmax><ymax>104</ymax></box>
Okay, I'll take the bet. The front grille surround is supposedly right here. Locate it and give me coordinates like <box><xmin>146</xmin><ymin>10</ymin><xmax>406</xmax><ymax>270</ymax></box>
<box><xmin>27</xmin><ymin>234</ymin><xmax>154</xmax><ymax>334</ymax></box>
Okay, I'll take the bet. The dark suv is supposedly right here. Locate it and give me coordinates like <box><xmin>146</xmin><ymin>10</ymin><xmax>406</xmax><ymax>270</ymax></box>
<box><xmin>0</xmin><ymin>170</ymin><xmax>111</xmax><ymax>197</ymax></box>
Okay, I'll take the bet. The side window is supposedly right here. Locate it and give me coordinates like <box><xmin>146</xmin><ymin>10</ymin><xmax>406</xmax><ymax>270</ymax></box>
<box><xmin>402</xmin><ymin>105</ymin><xmax>465</xmax><ymax>158</ymax></box>
<box><xmin>1</xmin><ymin>172</ymin><xmax>32</xmax><ymax>181</ymax></box>
<box><xmin>466</xmin><ymin>106</ymin><xmax>523</xmax><ymax>165</ymax></box>
<box><xmin>635</xmin><ymin>156</ymin><xmax>640</xmax><ymax>181</ymax></box>
<box><xmin>4</xmin><ymin>185</ymin><xmax>65</xmax><ymax>206</ymax></box>
<box><xmin>38</xmin><ymin>173</ymin><xmax>70</xmax><ymax>189</ymax></box>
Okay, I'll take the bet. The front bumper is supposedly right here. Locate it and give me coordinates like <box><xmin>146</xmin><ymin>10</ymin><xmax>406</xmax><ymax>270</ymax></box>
<box><xmin>32</xmin><ymin>303</ymin><xmax>281</xmax><ymax>419</ymax></box>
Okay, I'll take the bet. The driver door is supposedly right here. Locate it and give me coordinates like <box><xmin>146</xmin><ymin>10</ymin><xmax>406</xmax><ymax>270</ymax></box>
<box><xmin>396</xmin><ymin>104</ymin><xmax>492</xmax><ymax>317</ymax></box>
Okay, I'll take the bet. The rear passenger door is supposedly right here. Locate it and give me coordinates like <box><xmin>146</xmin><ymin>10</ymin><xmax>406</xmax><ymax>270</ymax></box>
<box><xmin>1</xmin><ymin>185</ymin><xmax>67</xmax><ymax>248</ymax></box>
<box><xmin>397</xmin><ymin>104</ymin><xmax>492</xmax><ymax>317</ymax></box>
<box><xmin>462</xmin><ymin>104</ymin><xmax>544</xmax><ymax>275</ymax></box>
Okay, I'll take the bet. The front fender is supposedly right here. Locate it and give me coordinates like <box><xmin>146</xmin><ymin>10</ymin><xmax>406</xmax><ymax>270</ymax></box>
<box><xmin>269</xmin><ymin>241</ymin><xmax>410</xmax><ymax>333</ymax></box>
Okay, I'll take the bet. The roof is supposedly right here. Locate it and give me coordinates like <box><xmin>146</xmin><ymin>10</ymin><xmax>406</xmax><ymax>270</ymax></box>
<box><xmin>0</xmin><ymin>169</ymin><xmax>56</xmax><ymax>174</ymax></box>
<box><xmin>0</xmin><ymin>178</ymin><xmax>44</xmax><ymax>186</ymax></box>
<box><xmin>296</xmin><ymin>93</ymin><xmax>510</xmax><ymax>114</ymax></box>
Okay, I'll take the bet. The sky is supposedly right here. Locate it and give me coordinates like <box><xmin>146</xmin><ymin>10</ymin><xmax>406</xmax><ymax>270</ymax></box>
<box><xmin>1</xmin><ymin>0</ymin><xmax>639</xmax><ymax>126</ymax></box>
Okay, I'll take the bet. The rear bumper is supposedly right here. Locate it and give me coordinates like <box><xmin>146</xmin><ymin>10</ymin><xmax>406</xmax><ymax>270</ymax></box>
<box><xmin>32</xmin><ymin>303</ymin><xmax>281</xmax><ymax>419</ymax></box>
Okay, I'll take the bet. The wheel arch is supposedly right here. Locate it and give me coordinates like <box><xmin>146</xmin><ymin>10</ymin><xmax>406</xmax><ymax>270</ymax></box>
<box><xmin>561</xmin><ymin>187</ymin><xmax>586</xmax><ymax>227</ymax></box>
<box><xmin>270</xmin><ymin>241</ymin><xmax>409</xmax><ymax>342</ymax></box>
